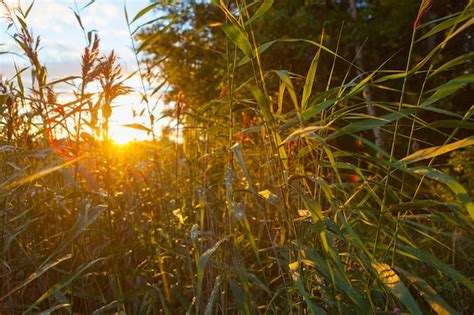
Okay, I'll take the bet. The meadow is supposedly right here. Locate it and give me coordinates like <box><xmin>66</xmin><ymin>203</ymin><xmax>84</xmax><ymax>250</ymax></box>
<box><xmin>0</xmin><ymin>0</ymin><xmax>473</xmax><ymax>314</ymax></box>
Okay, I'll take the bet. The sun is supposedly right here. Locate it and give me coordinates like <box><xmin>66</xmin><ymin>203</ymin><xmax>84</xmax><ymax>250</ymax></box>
<box><xmin>109</xmin><ymin>124</ymin><xmax>150</xmax><ymax>145</ymax></box>
<box><xmin>106</xmin><ymin>95</ymin><xmax>154</xmax><ymax>145</ymax></box>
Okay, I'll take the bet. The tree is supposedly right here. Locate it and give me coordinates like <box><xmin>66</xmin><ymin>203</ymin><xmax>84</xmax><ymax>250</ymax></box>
<box><xmin>138</xmin><ymin>2</ymin><xmax>227</xmax><ymax>109</ymax></box>
<box><xmin>140</xmin><ymin>0</ymin><xmax>472</xmax><ymax>104</ymax></box>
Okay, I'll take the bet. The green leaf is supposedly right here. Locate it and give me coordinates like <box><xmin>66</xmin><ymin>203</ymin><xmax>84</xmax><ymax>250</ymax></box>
<box><xmin>196</xmin><ymin>239</ymin><xmax>227</xmax><ymax>313</ymax></box>
<box><xmin>280</xmin><ymin>125</ymin><xmax>332</xmax><ymax>146</ymax></box>
<box><xmin>431</xmin><ymin>52</ymin><xmax>474</xmax><ymax>77</ymax></box>
<box><xmin>221</xmin><ymin>24</ymin><xmax>253</xmax><ymax>57</ymax></box>
<box><xmin>289</xmin><ymin>261</ymin><xmax>328</xmax><ymax>315</ymax></box>
<box><xmin>231</xmin><ymin>143</ymin><xmax>253</xmax><ymax>189</ymax></box>
<box><xmin>3</xmin><ymin>217</ymin><xmax>38</xmax><ymax>254</ymax></box>
<box><xmin>376</xmin><ymin>17</ymin><xmax>474</xmax><ymax>85</ymax></box>
<box><xmin>329</xmin><ymin>109</ymin><xmax>416</xmax><ymax>139</ymax></box>
<box><xmin>302</xmin><ymin>99</ymin><xmax>337</xmax><ymax>120</ymax></box>
<box><xmin>26</xmin><ymin>258</ymin><xmax>105</xmax><ymax>313</ymax></box>
<box><xmin>0</xmin><ymin>254</ymin><xmax>72</xmax><ymax>301</ymax></box>
<box><xmin>398</xmin><ymin>245</ymin><xmax>474</xmax><ymax>294</ymax></box>
<box><xmin>397</xmin><ymin>268</ymin><xmax>458</xmax><ymax>315</ymax></box>
<box><xmin>421</xmin><ymin>105</ymin><xmax>463</xmax><ymax>118</ymax></box>
<box><xmin>131</xmin><ymin>2</ymin><xmax>161</xmax><ymax>24</ymax></box>
<box><xmin>409</xmin><ymin>166</ymin><xmax>474</xmax><ymax>221</ymax></box>
<box><xmin>24</xmin><ymin>1</ymin><xmax>35</xmax><ymax>18</ymax></box>
<box><xmin>124</xmin><ymin>3</ymin><xmax>130</xmax><ymax>25</ymax></box>
<box><xmin>0</xmin><ymin>156</ymin><xmax>85</xmax><ymax>192</ymax></box>
<box><xmin>372</xmin><ymin>262</ymin><xmax>422</xmax><ymax>315</ymax></box>
<box><xmin>237</xmin><ymin>39</ymin><xmax>277</xmax><ymax>67</ymax></box>
<box><xmin>301</xmin><ymin>46</ymin><xmax>322</xmax><ymax>111</ymax></box>
<box><xmin>375</xmin><ymin>72</ymin><xmax>408</xmax><ymax>84</ymax></box>
<box><xmin>301</xmin><ymin>245</ymin><xmax>370</xmax><ymax>311</ymax></box>
<box><xmin>245</xmin><ymin>271</ymin><xmax>271</xmax><ymax>295</ymax></box>
<box><xmin>387</xmin><ymin>200</ymin><xmax>454</xmax><ymax>213</ymax></box>
<box><xmin>43</xmin><ymin>76</ymin><xmax>80</xmax><ymax>87</ymax></box>
<box><xmin>417</xmin><ymin>10</ymin><xmax>474</xmax><ymax>42</ymax></box>
<box><xmin>204</xmin><ymin>276</ymin><xmax>222</xmax><ymax>315</ymax></box>
<box><xmin>251</xmin><ymin>86</ymin><xmax>274</xmax><ymax>127</ymax></box>
<box><xmin>413</xmin><ymin>18</ymin><xmax>474</xmax><ymax>76</ymax></box>
<box><xmin>401</xmin><ymin>136</ymin><xmax>474</xmax><ymax>164</ymax></box>
<box><xmin>81</xmin><ymin>0</ymin><xmax>96</xmax><ymax>10</ymax></box>
<box><xmin>73</xmin><ymin>11</ymin><xmax>84</xmax><ymax>30</ymax></box>
<box><xmin>421</xmin><ymin>75</ymin><xmax>474</xmax><ymax>107</ymax></box>
<box><xmin>426</xmin><ymin>120</ymin><xmax>474</xmax><ymax>130</ymax></box>
<box><xmin>245</xmin><ymin>0</ymin><xmax>274</xmax><ymax>26</ymax></box>
<box><xmin>274</xmin><ymin>70</ymin><xmax>299</xmax><ymax>110</ymax></box>
<box><xmin>280</xmin><ymin>38</ymin><xmax>346</xmax><ymax>65</ymax></box>
<box><xmin>228</xmin><ymin>279</ymin><xmax>248</xmax><ymax>313</ymax></box>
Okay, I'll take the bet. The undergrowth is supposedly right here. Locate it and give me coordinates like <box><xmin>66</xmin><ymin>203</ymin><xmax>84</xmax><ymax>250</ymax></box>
<box><xmin>0</xmin><ymin>0</ymin><xmax>473</xmax><ymax>314</ymax></box>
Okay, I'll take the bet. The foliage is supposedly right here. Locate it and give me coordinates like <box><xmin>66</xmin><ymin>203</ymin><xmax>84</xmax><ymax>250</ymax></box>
<box><xmin>0</xmin><ymin>0</ymin><xmax>473</xmax><ymax>314</ymax></box>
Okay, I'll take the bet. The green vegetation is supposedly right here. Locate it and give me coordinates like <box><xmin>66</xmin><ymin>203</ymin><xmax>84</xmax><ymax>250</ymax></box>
<box><xmin>0</xmin><ymin>0</ymin><xmax>473</xmax><ymax>313</ymax></box>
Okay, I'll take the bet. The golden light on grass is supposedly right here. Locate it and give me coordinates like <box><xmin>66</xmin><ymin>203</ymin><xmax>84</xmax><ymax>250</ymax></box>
<box><xmin>108</xmin><ymin>124</ymin><xmax>150</xmax><ymax>145</ymax></box>
<box><xmin>1</xmin><ymin>0</ymin><xmax>472</xmax><ymax>313</ymax></box>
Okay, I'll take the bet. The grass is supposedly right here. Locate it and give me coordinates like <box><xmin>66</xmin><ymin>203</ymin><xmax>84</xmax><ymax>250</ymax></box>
<box><xmin>0</xmin><ymin>0</ymin><xmax>473</xmax><ymax>314</ymax></box>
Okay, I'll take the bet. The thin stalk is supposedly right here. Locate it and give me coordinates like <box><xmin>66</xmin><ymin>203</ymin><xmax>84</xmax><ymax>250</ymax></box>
<box><xmin>374</xmin><ymin>30</ymin><xmax>416</xmax><ymax>259</ymax></box>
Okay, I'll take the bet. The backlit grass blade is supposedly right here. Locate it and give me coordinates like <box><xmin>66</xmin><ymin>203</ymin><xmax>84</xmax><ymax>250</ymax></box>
<box><xmin>398</xmin><ymin>244</ymin><xmax>474</xmax><ymax>294</ymax></box>
<box><xmin>289</xmin><ymin>261</ymin><xmax>328</xmax><ymax>315</ymax></box>
<box><xmin>0</xmin><ymin>254</ymin><xmax>73</xmax><ymax>302</ymax></box>
<box><xmin>328</xmin><ymin>108</ymin><xmax>416</xmax><ymax>139</ymax></box>
<box><xmin>221</xmin><ymin>24</ymin><xmax>253</xmax><ymax>57</ymax></box>
<box><xmin>39</xmin><ymin>205</ymin><xmax>107</xmax><ymax>269</ymax></box>
<box><xmin>301</xmin><ymin>246</ymin><xmax>370</xmax><ymax>311</ymax></box>
<box><xmin>416</xmin><ymin>10</ymin><xmax>474</xmax><ymax>42</ymax></box>
<box><xmin>421</xmin><ymin>74</ymin><xmax>474</xmax><ymax>107</ymax></box>
<box><xmin>237</xmin><ymin>40</ymin><xmax>277</xmax><ymax>67</ymax></box>
<box><xmin>273</xmin><ymin>70</ymin><xmax>299</xmax><ymax>110</ymax></box>
<box><xmin>409</xmin><ymin>166</ymin><xmax>474</xmax><ymax>221</ymax></box>
<box><xmin>204</xmin><ymin>275</ymin><xmax>222</xmax><ymax>315</ymax></box>
<box><xmin>130</xmin><ymin>2</ymin><xmax>168</xmax><ymax>24</ymax></box>
<box><xmin>401</xmin><ymin>136</ymin><xmax>474</xmax><ymax>164</ymax></box>
<box><xmin>245</xmin><ymin>0</ymin><xmax>274</xmax><ymax>27</ymax></box>
<box><xmin>430</xmin><ymin>52</ymin><xmax>474</xmax><ymax>77</ymax></box>
<box><xmin>0</xmin><ymin>155</ymin><xmax>86</xmax><ymax>192</ymax></box>
<box><xmin>38</xmin><ymin>304</ymin><xmax>71</xmax><ymax>315</ymax></box>
<box><xmin>231</xmin><ymin>143</ymin><xmax>254</xmax><ymax>189</ymax></box>
<box><xmin>398</xmin><ymin>268</ymin><xmax>458</xmax><ymax>315</ymax></box>
<box><xmin>301</xmin><ymin>39</ymin><xmax>323</xmax><ymax>111</ymax></box>
<box><xmin>372</xmin><ymin>262</ymin><xmax>422</xmax><ymax>315</ymax></box>
<box><xmin>25</xmin><ymin>258</ymin><xmax>106</xmax><ymax>313</ymax></box>
<box><xmin>196</xmin><ymin>238</ymin><xmax>227</xmax><ymax>313</ymax></box>
<box><xmin>301</xmin><ymin>99</ymin><xmax>337</xmax><ymax>120</ymax></box>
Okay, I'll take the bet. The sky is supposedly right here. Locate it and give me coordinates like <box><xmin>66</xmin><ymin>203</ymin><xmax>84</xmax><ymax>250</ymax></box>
<box><xmin>0</xmin><ymin>0</ymin><xmax>165</xmax><ymax>143</ymax></box>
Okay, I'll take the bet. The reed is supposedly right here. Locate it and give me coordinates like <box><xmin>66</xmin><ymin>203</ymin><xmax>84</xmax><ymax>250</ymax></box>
<box><xmin>0</xmin><ymin>0</ymin><xmax>472</xmax><ymax>314</ymax></box>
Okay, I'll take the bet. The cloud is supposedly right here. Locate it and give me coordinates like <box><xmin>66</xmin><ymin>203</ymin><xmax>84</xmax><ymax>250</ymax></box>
<box><xmin>1</xmin><ymin>1</ymin><xmax>76</xmax><ymax>27</ymax></box>
<box><xmin>0</xmin><ymin>0</ymin><xmax>158</xmax><ymax>104</ymax></box>
<box><xmin>82</xmin><ymin>2</ymin><xmax>119</xmax><ymax>29</ymax></box>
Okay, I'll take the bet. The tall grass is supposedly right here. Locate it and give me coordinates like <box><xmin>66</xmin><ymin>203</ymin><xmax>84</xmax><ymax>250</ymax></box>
<box><xmin>0</xmin><ymin>0</ymin><xmax>473</xmax><ymax>314</ymax></box>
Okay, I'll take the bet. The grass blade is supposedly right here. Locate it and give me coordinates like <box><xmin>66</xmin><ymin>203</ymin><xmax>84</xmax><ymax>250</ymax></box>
<box><xmin>372</xmin><ymin>262</ymin><xmax>422</xmax><ymax>315</ymax></box>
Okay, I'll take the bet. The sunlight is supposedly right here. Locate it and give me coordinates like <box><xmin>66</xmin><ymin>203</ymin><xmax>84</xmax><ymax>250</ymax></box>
<box><xmin>1</xmin><ymin>0</ymin><xmax>471</xmax><ymax>312</ymax></box>
<box><xmin>107</xmin><ymin>94</ymin><xmax>154</xmax><ymax>145</ymax></box>
<box><xmin>108</xmin><ymin>124</ymin><xmax>150</xmax><ymax>145</ymax></box>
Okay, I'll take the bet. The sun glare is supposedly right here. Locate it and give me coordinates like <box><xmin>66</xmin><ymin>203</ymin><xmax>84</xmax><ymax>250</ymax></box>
<box><xmin>106</xmin><ymin>95</ymin><xmax>155</xmax><ymax>145</ymax></box>
<box><xmin>109</xmin><ymin>125</ymin><xmax>150</xmax><ymax>145</ymax></box>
